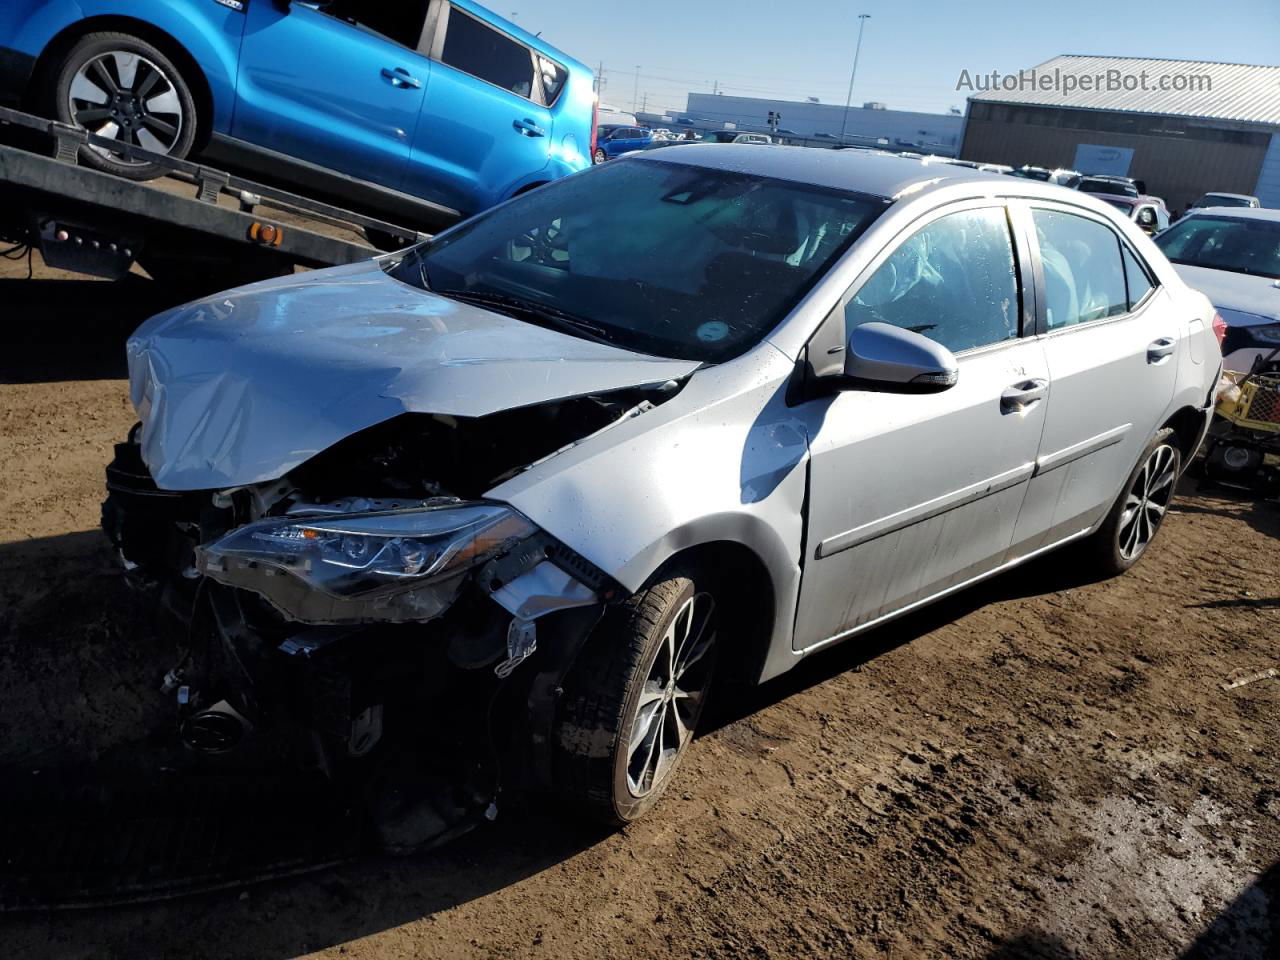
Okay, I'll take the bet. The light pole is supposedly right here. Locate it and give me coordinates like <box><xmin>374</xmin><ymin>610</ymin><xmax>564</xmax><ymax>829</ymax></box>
<box><xmin>839</xmin><ymin>14</ymin><xmax>871</xmax><ymax>142</ymax></box>
<box><xmin>633</xmin><ymin>65</ymin><xmax>641</xmax><ymax>114</ymax></box>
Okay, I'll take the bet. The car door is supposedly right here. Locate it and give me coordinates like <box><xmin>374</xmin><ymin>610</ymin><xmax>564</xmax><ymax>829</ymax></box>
<box><xmin>405</xmin><ymin>1</ymin><xmax>554</xmax><ymax>215</ymax></box>
<box><xmin>793</xmin><ymin>201</ymin><xmax>1051</xmax><ymax>651</ymax></box>
<box><xmin>233</xmin><ymin>0</ymin><xmax>431</xmax><ymax>191</ymax></box>
<box><xmin>1008</xmin><ymin>201</ymin><xmax>1178</xmax><ymax>557</ymax></box>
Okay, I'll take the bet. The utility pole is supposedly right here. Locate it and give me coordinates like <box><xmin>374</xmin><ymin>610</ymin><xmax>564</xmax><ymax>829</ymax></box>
<box><xmin>594</xmin><ymin>60</ymin><xmax>605</xmax><ymax>94</ymax></box>
<box><xmin>839</xmin><ymin>14</ymin><xmax>871</xmax><ymax>142</ymax></box>
<box><xmin>641</xmin><ymin>93</ymin><xmax>648</xmax><ymax>113</ymax></box>
<box><xmin>712</xmin><ymin>80</ymin><xmax>719</xmax><ymax>95</ymax></box>
<box><xmin>633</xmin><ymin>65</ymin><xmax>641</xmax><ymax>114</ymax></box>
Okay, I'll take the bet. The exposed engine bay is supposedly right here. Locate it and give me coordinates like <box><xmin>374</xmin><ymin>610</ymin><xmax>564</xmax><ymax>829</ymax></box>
<box><xmin>101</xmin><ymin>384</ymin><xmax>678</xmax><ymax>850</ymax></box>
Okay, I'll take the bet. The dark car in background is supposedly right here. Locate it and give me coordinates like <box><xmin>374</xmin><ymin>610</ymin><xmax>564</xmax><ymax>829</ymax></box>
<box><xmin>1077</xmin><ymin>176</ymin><xmax>1145</xmax><ymax>199</ymax></box>
<box><xmin>593</xmin><ymin>124</ymin><xmax>653</xmax><ymax>163</ymax></box>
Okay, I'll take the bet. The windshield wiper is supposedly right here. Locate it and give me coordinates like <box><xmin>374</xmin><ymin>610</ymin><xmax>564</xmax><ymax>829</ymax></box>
<box><xmin>434</xmin><ymin>288</ymin><xmax>617</xmax><ymax>345</ymax></box>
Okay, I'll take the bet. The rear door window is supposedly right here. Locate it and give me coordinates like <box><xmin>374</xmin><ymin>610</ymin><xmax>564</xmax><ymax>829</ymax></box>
<box><xmin>442</xmin><ymin>6</ymin><xmax>535</xmax><ymax>99</ymax></box>
<box><xmin>1032</xmin><ymin>209</ymin><xmax>1129</xmax><ymax>330</ymax></box>
<box><xmin>321</xmin><ymin>0</ymin><xmax>430</xmax><ymax>49</ymax></box>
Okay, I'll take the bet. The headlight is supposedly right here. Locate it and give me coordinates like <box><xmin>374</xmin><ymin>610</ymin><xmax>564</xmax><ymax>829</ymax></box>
<box><xmin>197</xmin><ymin>503</ymin><xmax>537</xmax><ymax>624</ymax></box>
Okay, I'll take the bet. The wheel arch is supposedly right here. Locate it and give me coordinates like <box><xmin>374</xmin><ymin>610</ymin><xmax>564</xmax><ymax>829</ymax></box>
<box><xmin>1161</xmin><ymin>404</ymin><xmax>1210</xmax><ymax>464</ymax></box>
<box><xmin>628</xmin><ymin>539</ymin><xmax>778</xmax><ymax>690</ymax></box>
<box><xmin>29</xmin><ymin>15</ymin><xmax>217</xmax><ymax>151</ymax></box>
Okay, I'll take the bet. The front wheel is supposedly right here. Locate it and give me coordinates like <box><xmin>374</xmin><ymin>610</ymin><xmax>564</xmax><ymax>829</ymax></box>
<box><xmin>1084</xmin><ymin>428</ymin><xmax>1181</xmax><ymax>575</ymax></box>
<box><xmin>52</xmin><ymin>32</ymin><xmax>198</xmax><ymax>180</ymax></box>
<box><xmin>553</xmin><ymin>567</ymin><xmax>718</xmax><ymax>825</ymax></box>
<box><xmin>592</xmin><ymin>147</ymin><xmax>607</xmax><ymax>164</ymax></box>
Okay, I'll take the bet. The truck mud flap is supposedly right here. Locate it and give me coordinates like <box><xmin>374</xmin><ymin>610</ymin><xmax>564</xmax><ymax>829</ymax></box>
<box><xmin>0</xmin><ymin>769</ymin><xmax>366</xmax><ymax>910</ymax></box>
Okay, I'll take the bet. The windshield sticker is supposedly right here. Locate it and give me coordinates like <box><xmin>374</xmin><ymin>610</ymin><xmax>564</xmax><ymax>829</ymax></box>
<box><xmin>696</xmin><ymin>321</ymin><xmax>730</xmax><ymax>342</ymax></box>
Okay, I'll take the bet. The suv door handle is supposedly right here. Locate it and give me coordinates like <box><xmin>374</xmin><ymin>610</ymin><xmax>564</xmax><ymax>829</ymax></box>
<box><xmin>513</xmin><ymin>118</ymin><xmax>545</xmax><ymax>137</ymax></box>
<box><xmin>1147</xmin><ymin>337</ymin><xmax>1176</xmax><ymax>363</ymax></box>
<box><xmin>1000</xmin><ymin>379</ymin><xmax>1048</xmax><ymax>414</ymax></box>
<box><xmin>381</xmin><ymin>67</ymin><xmax>421</xmax><ymax>88</ymax></box>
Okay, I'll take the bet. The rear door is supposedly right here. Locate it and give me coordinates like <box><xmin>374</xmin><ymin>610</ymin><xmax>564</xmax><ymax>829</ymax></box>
<box><xmin>793</xmin><ymin>201</ymin><xmax>1050</xmax><ymax>650</ymax></box>
<box><xmin>1008</xmin><ymin>200</ymin><xmax>1178</xmax><ymax>557</ymax></box>
<box><xmin>405</xmin><ymin>1</ymin><xmax>556</xmax><ymax>215</ymax></box>
<box><xmin>233</xmin><ymin>0</ymin><xmax>430</xmax><ymax>191</ymax></box>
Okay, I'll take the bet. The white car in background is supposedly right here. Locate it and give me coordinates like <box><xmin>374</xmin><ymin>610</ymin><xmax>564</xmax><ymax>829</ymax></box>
<box><xmin>1153</xmin><ymin>208</ymin><xmax>1280</xmax><ymax>372</ymax></box>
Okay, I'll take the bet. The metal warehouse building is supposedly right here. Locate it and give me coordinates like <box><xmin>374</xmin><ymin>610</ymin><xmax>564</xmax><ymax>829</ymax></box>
<box><xmin>674</xmin><ymin>93</ymin><xmax>965</xmax><ymax>155</ymax></box>
<box><xmin>960</xmin><ymin>55</ymin><xmax>1280</xmax><ymax>211</ymax></box>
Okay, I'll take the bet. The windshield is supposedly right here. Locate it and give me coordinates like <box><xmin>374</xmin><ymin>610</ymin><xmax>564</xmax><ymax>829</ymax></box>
<box><xmin>1154</xmin><ymin>215</ymin><xmax>1280</xmax><ymax>280</ymax></box>
<box><xmin>1197</xmin><ymin>194</ymin><xmax>1253</xmax><ymax>208</ymax></box>
<box><xmin>390</xmin><ymin>158</ymin><xmax>886</xmax><ymax>362</ymax></box>
<box><xmin>1080</xmin><ymin>179</ymin><xmax>1138</xmax><ymax>197</ymax></box>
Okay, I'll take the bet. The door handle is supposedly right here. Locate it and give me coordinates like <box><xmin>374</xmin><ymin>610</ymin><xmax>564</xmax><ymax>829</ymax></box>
<box><xmin>513</xmin><ymin>118</ymin><xmax>545</xmax><ymax>137</ymax></box>
<box><xmin>1000</xmin><ymin>379</ymin><xmax>1048</xmax><ymax>414</ymax></box>
<box><xmin>381</xmin><ymin>67</ymin><xmax>421</xmax><ymax>88</ymax></box>
<box><xmin>1147</xmin><ymin>337</ymin><xmax>1176</xmax><ymax>363</ymax></box>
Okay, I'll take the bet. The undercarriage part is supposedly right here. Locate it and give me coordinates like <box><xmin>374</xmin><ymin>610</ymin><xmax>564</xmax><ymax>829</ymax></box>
<box><xmin>180</xmin><ymin>699</ymin><xmax>252</xmax><ymax>754</ymax></box>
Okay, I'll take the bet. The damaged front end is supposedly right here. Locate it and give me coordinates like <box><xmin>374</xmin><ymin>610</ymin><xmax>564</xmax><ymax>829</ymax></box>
<box><xmin>100</xmin><ymin>389</ymin><xmax>672</xmax><ymax>850</ymax></box>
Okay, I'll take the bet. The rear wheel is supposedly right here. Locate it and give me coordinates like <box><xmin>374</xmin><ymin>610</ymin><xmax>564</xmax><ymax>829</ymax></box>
<box><xmin>52</xmin><ymin>32</ymin><xmax>197</xmax><ymax>180</ymax></box>
<box><xmin>554</xmin><ymin>566</ymin><xmax>718</xmax><ymax>825</ymax></box>
<box><xmin>1084</xmin><ymin>428</ymin><xmax>1181</xmax><ymax>575</ymax></box>
<box><xmin>592</xmin><ymin>147</ymin><xmax>607</xmax><ymax>164</ymax></box>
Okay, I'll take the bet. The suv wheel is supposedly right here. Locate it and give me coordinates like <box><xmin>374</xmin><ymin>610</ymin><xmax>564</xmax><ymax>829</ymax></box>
<box><xmin>554</xmin><ymin>566</ymin><xmax>718</xmax><ymax>825</ymax></box>
<box><xmin>1085</xmin><ymin>428</ymin><xmax>1181</xmax><ymax>574</ymax></box>
<box><xmin>592</xmin><ymin>147</ymin><xmax>607</xmax><ymax>164</ymax></box>
<box><xmin>52</xmin><ymin>32</ymin><xmax>197</xmax><ymax>180</ymax></box>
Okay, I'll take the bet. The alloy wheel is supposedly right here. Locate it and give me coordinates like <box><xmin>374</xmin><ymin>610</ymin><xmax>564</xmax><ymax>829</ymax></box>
<box><xmin>68</xmin><ymin>51</ymin><xmax>184</xmax><ymax>162</ymax></box>
<box><xmin>1117</xmin><ymin>443</ymin><xmax>1177</xmax><ymax>561</ymax></box>
<box><xmin>625</xmin><ymin>592</ymin><xmax>716</xmax><ymax>798</ymax></box>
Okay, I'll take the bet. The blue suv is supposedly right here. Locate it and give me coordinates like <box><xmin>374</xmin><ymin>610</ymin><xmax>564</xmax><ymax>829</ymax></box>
<box><xmin>0</xmin><ymin>0</ymin><xmax>596</xmax><ymax>230</ymax></box>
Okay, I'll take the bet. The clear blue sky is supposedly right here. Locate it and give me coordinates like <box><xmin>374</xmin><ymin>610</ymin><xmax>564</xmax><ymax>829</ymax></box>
<box><xmin>510</xmin><ymin>0</ymin><xmax>1280</xmax><ymax>117</ymax></box>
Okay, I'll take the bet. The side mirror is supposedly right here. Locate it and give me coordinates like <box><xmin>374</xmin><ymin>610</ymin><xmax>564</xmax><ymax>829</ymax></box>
<box><xmin>842</xmin><ymin>322</ymin><xmax>958</xmax><ymax>393</ymax></box>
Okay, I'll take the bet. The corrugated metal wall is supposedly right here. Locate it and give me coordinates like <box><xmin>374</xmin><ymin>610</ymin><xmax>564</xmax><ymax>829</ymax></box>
<box><xmin>961</xmin><ymin>118</ymin><xmax>1268</xmax><ymax>213</ymax></box>
<box><xmin>1256</xmin><ymin>134</ymin><xmax>1280</xmax><ymax>208</ymax></box>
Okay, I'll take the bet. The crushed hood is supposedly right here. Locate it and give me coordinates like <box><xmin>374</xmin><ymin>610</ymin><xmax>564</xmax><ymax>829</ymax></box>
<box><xmin>128</xmin><ymin>260</ymin><xmax>700</xmax><ymax>490</ymax></box>
<box><xmin>1173</xmin><ymin>264</ymin><xmax>1280</xmax><ymax>326</ymax></box>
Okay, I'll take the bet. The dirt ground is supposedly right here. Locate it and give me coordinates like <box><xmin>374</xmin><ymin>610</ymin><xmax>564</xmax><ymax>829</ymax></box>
<box><xmin>0</xmin><ymin>252</ymin><xmax>1276</xmax><ymax>960</ymax></box>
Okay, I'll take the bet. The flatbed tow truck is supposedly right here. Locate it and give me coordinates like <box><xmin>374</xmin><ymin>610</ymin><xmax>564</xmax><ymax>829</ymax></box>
<box><xmin>0</xmin><ymin>103</ymin><xmax>426</xmax><ymax>293</ymax></box>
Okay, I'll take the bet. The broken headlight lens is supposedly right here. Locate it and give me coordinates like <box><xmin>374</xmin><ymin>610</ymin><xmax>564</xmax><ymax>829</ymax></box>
<box><xmin>197</xmin><ymin>503</ymin><xmax>536</xmax><ymax>624</ymax></box>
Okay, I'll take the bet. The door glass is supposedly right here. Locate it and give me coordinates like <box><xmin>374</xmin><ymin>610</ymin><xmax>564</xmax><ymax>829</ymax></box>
<box><xmin>442</xmin><ymin>7</ymin><xmax>535</xmax><ymax>98</ymax></box>
<box><xmin>1032</xmin><ymin>210</ymin><xmax>1128</xmax><ymax>330</ymax></box>
<box><xmin>846</xmin><ymin>207</ymin><xmax>1019</xmax><ymax>353</ymax></box>
<box><xmin>537</xmin><ymin>56</ymin><xmax>567</xmax><ymax>105</ymax></box>
<box><xmin>1122</xmin><ymin>245</ymin><xmax>1154</xmax><ymax>308</ymax></box>
<box><xmin>322</xmin><ymin>0</ymin><xmax>429</xmax><ymax>49</ymax></box>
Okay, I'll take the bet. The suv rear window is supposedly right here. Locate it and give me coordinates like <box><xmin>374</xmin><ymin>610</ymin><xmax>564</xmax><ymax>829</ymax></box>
<box><xmin>442</xmin><ymin>7</ymin><xmax>535</xmax><ymax>99</ymax></box>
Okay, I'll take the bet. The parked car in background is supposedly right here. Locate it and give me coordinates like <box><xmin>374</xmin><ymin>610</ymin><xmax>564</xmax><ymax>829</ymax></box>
<box><xmin>1077</xmin><ymin>176</ymin><xmax>1143</xmax><ymax>198</ymax></box>
<box><xmin>1098</xmin><ymin>195</ymin><xmax>1171</xmax><ymax>235</ymax></box>
<box><xmin>1154</xmin><ymin>208</ymin><xmax>1280</xmax><ymax>372</ymax></box>
<box><xmin>0</xmin><ymin>0</ymin><xmax>595</xmax><ymax>233</ymax></box>
<box><xmin>108</xmin><ymin>148</ymin><xmax>1220</xmax><ymax>829</ymax></box>
<box><xmin>701</xmin><ymin>130</ymin><xmax>773</xmax><ymax>144</ymax></box>
<box><xmin>593</xmin><ymin>124</ymin><xmax>653</xmax><ymax>162</ymax></box>
<box><xmin>977</xmin><ymin>162</ymin><xmax>1013</xmax><ymax>174</ymax></box>
<box><xmin>1189</xmin><ymin>192</ymin><xmax>1261</xmax><ymax>211</ymax></box>
<box><xmin>1050</xmin><ymin>169</ymin><xmax>1082</xmax><ymax>188</ymax></box>
<box><xmin>1009</xmin><ymin>165</ymin><xmax>1053</xmax><ymax>181</ymax></box>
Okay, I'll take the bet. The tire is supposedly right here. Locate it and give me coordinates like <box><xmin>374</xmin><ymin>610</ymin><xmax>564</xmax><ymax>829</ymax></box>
<box><xmin>553</xmin><ymin>566</ymin><xmax>719</xmax><ymax>826</ymax></box>
<box><xmin>52</xmin><ymin>32</ymin><xmax>198</xmax><ymax>180</ymax></box>
<box><xmin>1083</xmin><ymin>428</ymin><xmax>1182</xmax><ymax>575</ymax></box>
<box><xmin>592</xmin><ymin>147</ymin><xmax>607</xmax><ymax>164</ymax></box>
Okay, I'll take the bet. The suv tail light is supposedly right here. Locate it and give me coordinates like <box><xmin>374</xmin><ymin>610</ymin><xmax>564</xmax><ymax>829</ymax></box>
<box><xmin>589</xmin><ymin>97</ymin><xmax>599</xmax><ymax>162</ymax></box>
<box><xmin>1211</xmin><ymin>312</ymin><xmax>1227</xmax><ymax>347</ymax></box>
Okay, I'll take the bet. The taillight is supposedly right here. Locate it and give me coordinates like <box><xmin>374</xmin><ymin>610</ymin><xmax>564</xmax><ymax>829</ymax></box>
<box><xmin>589</xmin><ymin>97</ymin><xmax>599</xmax><ymax>163</ymax></box>
<box><xmin>1211</xmin><ymin>311</ymin><xmax>1227</xmax><ymax>347</ymax></box>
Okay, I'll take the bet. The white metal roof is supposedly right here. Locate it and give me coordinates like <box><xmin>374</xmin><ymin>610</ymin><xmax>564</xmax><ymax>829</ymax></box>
<box><xmin>970</xmin><ymin>55</ymin><xmax>1280</xmax><ymax>128</ymax></box>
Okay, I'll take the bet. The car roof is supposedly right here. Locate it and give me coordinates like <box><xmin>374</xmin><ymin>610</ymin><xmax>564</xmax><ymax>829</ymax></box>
<box><xmin>1199</xmin><ymin>192</ymin><xmax>1257</xmax><ymax>201</ymax></box>
<box><xmin>1178</xmin><ymin>206</ymin><xmax>1280</xmax><ymax>222</ymax></box>
<box><xmin>630</xmin><ymin>143</ymin><xmax>1034</xmax><ymax>200</ymax></box>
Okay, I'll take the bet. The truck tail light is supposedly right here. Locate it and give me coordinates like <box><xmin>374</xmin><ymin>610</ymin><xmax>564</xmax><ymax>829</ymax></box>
<box><xmin>1211</xmin><ymin>312</ymin><xmax>1227</xmax><ymax>347</ymax></box>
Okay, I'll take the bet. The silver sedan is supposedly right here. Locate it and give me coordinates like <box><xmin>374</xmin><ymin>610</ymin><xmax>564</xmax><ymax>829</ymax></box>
<box><xmin>109</xmin><ymin>146</ymin><xmax>1222</xmax><ymax>834</ymax></box>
